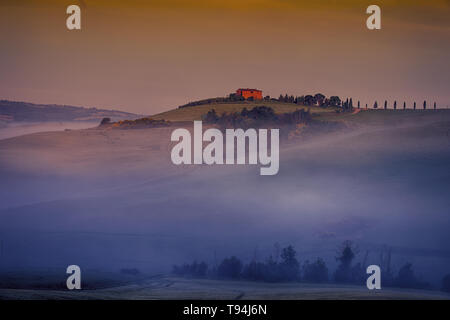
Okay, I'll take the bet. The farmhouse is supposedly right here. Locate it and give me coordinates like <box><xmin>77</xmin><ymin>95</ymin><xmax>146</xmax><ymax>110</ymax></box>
<box><xmin>236</xmin><ymin>88</ymin><xmax>263</xmax><ymax>100</ymax></box>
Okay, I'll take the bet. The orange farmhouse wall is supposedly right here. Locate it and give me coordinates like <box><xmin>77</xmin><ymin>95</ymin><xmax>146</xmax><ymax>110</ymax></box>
<box><xmin>236</xmin><ymin>89</ymin><xmax>263</xmax><ymax>100</ymax></box>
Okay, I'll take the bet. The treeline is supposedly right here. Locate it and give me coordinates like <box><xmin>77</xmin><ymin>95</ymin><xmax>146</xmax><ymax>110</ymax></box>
<box><xmin>280</xmin><ymin>95</ymin><xmax>440</xmax><ymax>111</ymax></box>
<box><xmin>178</xmin><ymin>92</ymin><xmax>441</xmax><ymax>112</ymax></box>
<box><xmin>178</xmin><ymin>93</ymin><xmax>347</xmax><ymax>110</ymax></box>
<box><xmin>202</xmin><ymin>106</ymin><xmax>311</xmax><ymax>128</ymax></box>
<box><xmin>278</xmin><ymin>93</ymin><xmax>344</xmax><ymax>109</ymax></box>
<box><xmin>99</xmin><ymin>117</ymin><xmax>170</xmax><ymax>129</ymax></box>
<box><xmin>172</xmin><ymin>241</ymin><xmax>450</xmax><ymax>292</ymax></box>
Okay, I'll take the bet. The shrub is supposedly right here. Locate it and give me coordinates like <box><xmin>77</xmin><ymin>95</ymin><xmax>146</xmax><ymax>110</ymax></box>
<box><xmin>172</xmin><ymin>261</ymin><xmax>208</xmax><ymax>278</ymax></box>
<box><xmin>279</xmin><ymin>245</ymin><xmax>300</xmax><ymax>281</ymax></box>
<box><xmin>394</xmin><ymin>263</ymin><xmax>429</xmax><ymax>289</ymax></box>
<box><xmin>334</xmin><ymin>241</ymin><xmax>357</xmax><ymax>283</ymax></box>
<box><xmin>217</xmin><ymin>256</ymin><xmax>243</xmax><ymax>279</ymax></box>
<box><xmin>441</xmin><ymin>274</ymin><xmax>450</xmax><ymax>293</ymax></box>
<box><xmin>302</xmin><ymin>258</ymin><xmax>328</xmax><ymax>283</ymax></box>
<box><xmin>100</xmin><ymin>117</ymin><xmax>111</xmax><ymax>125</ymax></box>
<box><xmin>120</xmin><ymin>268</ymin><xmax>140</xmax><ymax>276</ymax></box>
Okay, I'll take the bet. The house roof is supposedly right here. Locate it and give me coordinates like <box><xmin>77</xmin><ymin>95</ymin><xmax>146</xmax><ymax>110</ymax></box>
<box><xmin>237</xmin><ymin>88</ymin><xmax>262</xmax><ymax>92</ymax></box>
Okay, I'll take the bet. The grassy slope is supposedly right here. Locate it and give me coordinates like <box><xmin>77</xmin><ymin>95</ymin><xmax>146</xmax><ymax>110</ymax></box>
<box><xmin>151</xmin><ymin>100</ymin><xmax>450</xmax><ymax>125</ymax></box>
<box><xmin>151</xmin><ymin>101</ymin><xmax>338</xmax><ymax>122</ymax></box>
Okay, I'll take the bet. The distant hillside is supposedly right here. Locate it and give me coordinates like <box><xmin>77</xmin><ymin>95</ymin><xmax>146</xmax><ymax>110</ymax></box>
<box><xmin>0</xmin><ymin>100</ymin><xmax>142</xmax><ymax>123</ymax></box>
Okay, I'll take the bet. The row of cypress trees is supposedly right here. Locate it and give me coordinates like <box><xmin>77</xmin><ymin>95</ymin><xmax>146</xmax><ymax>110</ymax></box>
<box><xmin>355</xmin><ymin>100</ymin><xmax>438</xmax><ymax>110</ymax></box>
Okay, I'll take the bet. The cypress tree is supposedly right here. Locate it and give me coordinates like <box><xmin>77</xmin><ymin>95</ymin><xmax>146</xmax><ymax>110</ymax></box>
<box><xmin>403</xmin><ymin>102</ymin><xmax>406</xmax><ymax>110</ymax></box>
<box><xmin>434</xmin><ymin>102</ymin><xmax>437</xmax><ymax>110</ymax></box>
<box><xmin>394</xmin><ymin>101</ymin><xmax>397</xmax><ymax>110</ymax></box>
<box><xmin>423</xmin><ymin>100</ymin><xmax>427</xmax><ymax>109</ymax></box>
<box><xmin>384</xmin><ymin>100</ymin><xmax>387</xmax><ymax>110</ymax></box>
<box><xmin>414</xmin><ymin>102</ymin><xmax>416</xmax><ymax>110</ymax></box>
<box><xmin>374</xmin><ymin>101</ymin><xmax>378</xmax><ymax>109</ymax></box>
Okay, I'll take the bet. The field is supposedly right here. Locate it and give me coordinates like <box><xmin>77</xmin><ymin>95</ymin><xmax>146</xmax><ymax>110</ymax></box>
<box><xmin>1</xmin><ymin>275</ymin><xmax>449</xmax><ymax>300</ymax></box>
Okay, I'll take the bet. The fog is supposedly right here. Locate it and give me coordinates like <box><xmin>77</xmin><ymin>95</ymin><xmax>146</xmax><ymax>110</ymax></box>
<box><xmin>0</xmin><ymin>121</ymin><xmax>97</xmax><ymax>140</ymax></box>
<box><xmin>0</xmin><ymin>115</ymin><xmax>450</xmax><ymax>287</ymax></box>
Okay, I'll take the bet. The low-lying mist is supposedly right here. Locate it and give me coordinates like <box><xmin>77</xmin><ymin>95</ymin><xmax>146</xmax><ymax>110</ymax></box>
<box><xmin>0</xmin><ymin>115</ymin><xmax>450</xmax><ymax>287</ymax></box>
<box><xmin>0</xmin><ymin>121</ymin><xmax>97</xmax><ymax>140</ymax></box>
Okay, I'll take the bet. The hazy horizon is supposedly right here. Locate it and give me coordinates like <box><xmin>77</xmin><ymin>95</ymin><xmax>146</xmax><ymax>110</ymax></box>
<box><xmin>1</xmin><ymin>0</ymin><xmax>449</xmax><ymax>114</ymax></box>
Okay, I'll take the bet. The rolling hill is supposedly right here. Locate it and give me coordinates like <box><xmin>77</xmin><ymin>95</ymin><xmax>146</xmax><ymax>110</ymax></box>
<box><xmin>0</xmin><ymin>100</ymin><xmax>143</xmax><ymax>123</ymax></box>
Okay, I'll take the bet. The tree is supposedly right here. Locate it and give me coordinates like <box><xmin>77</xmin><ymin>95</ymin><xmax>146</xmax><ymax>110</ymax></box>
<box><xmin>393</xmin><ymin>101</ymin><xmax>397</xmax><ymax>110</ymax></box>
<box><xmin>279</xmin><ymin>245</ymin><xmax>300</xmax><ymax>281</ymax></box>
<box><xmin>357</xmin><ymin>101</ymin><xmax>360</xmax><ymax>109</ymax></box>
<box><xmin>423</xmin><ymin>100</ymin><xmax>427</xmax><ymax>110</ymax></box>
<box><xmin>334</xmin><ymin>241</ymin><xmax>357</xmax><ymax>283</ymax></box>
<box><xmin>394</xmin><ymin>263</ymin><xmax>428</xmax><ymax>289</ymax></box>
<box><xmin>203</xmin><ymin>109</ymin><xmax>219</xmax><ymax>123</ymax></box>
<box><xmin>314</xmin><ymin>93</ymin><xmax>325</xmax><ymax>106</ymax></box>
<box><xmin>403</xmin><ymin>102</ymin><xmax>406</xmax><ymax>110</ymax></box>
<box><xmin>296</xmin><ymin>95</ymin><xmax>305</xmax><ymax>105</ymax></box>
<box><xmin>263</xmin><ymin>255</ymin><xmax>281</xmax><ymax>282</ymax></box>
<box><xmin>289</xmin><ymin>95</ymin><xmax>295</xmax><ymax>103</ymax></box>
<box><xmin>414</xmin><ymin>101</ymin><xmax>416</xmax><ymax>110</ymax></box>
<box><xmin>378</xmin><ymin>246</ymin><xmax>394</xmax><ymax>286</ymax></box>
<box><xmin>329</xmin><ymin>96</ymin><xmax>341</xmax><ymax>107</ymax></box>
<box><xmin>304</xmin><ymin>95</ymin><xmax>315</xmax><ymax>106</ymax></box>
<box><xmin>100</xmin><ymin>117</ymin><xmax>111</xmax><ymax>125</ymax></box>
<box><xmin>384</xmin><ymin>100</ymin><xmax>387</xmax><ymax>110</ymax></box>
<box><xmin>194</xmin><ymin>261</ymin><xmax>208</xmax><ymax>277</ymax></box>
<box><xmin>442</xmin><ymin>274</ymin><xmax>450</xmax><ymax>293</ymax></box>
<box><xmin>434</xmin><ymin>102</ymin><xmax>437</xmax><ymax>110</ymax></box>
<box><xmin>242</xmin><ymin>261</ymin><xmax>266</xmax><ymax>281</ymax></box>
<box><xmin>302</xmin><ymin>258</ymin><xmax>328</xmax><ymax>283</ymax></box>
<box><xmin>374</xmin><ymin>101</ymin><xmax>378</xmax><ymax>109</ymax></box>
<box><xmin>217</xmin><ymin>256</ymin><xmax>242</xmax><ymax>279</ymax></box>
<box><xmin>172</xmin><ymin>260</ymin><xmax>209</xmax><ymax>278</ymax></box>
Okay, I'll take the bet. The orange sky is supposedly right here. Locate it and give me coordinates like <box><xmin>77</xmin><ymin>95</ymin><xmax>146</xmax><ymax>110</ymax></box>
<box><xmin>1</xmin><ymin>0</ymin><xmax>449</xmax><ymax>114</ymax></box>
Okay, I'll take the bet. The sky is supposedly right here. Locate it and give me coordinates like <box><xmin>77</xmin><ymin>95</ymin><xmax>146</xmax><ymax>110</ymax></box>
<box><xmin>0</xmin><ymin>0</ymin><xmax>449</xmax><ymax>114</ymax></box>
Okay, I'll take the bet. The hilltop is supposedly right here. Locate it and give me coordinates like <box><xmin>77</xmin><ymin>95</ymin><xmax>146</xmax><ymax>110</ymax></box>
<box><xmin>146</xmin><ymin>89</ymin><xmax>450</xmax><ymax>128</ymax></box>
<box><xmin>150</xmin><ymin>100</ymin><xmax>337</xmax><ymax>122</ymax></box>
